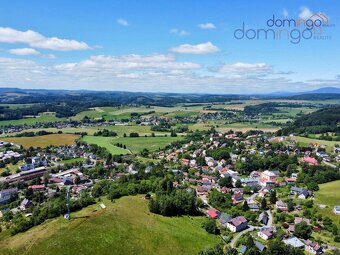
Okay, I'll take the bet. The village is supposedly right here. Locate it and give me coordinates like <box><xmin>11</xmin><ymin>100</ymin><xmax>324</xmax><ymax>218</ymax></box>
<box><xmin>0</xmin><ymin>126</ymin><xmax>339</xmax><ymax>254</ymax></box>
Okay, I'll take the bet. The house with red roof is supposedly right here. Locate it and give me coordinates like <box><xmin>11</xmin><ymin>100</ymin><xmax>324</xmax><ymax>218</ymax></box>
<box><xmin>300</xmin><ymin>156</ymin><xmax>318</xmax><ymax>166</ymax></box>
<box><xmin>28</xmin><ymin>185</ymin><xmax>46</xmax><ymax>192</ymax></box>
<box><xmin>232</xmin><ymin>192</ymin><xmax>244</xmax><ymax>204</ymax></box>
<box><xmin>207</xmin><ymin>208</ymin><xmax>220</xmax><ymax>219</ymax></box>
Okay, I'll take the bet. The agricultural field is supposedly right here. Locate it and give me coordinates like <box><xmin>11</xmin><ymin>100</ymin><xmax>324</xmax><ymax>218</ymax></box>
<box><xmin>0</xmin><ymin>196</ymin><xmax>218</xmax><ymax>255</ymax></box>
<box><xmin>0</xmin><ymin>113</ymin><xmax>65</xmax><ymax>127</ymax></box>
<box><xmin>81</xmin><ymin>136</ymin><xmax>130</xmax><ymax>155</ymax></box>
<box><xmin>188</xmin><ymin>121</ymin><xmax>279</xmax><ymax>132</ymax></box>
<box><xmin>81</xmin><ymin>135</ymin><xmax>183</xmax><ymax>154</ymax></box>
<box><xmin>113</xmin><ymin>136</ymin><xmax>184</xmax><ymax>153</ymax></box>
<box><xmin>1</xmin><ymin>134</ymin><xmax>79</xmax><ymax>148</ymax></box>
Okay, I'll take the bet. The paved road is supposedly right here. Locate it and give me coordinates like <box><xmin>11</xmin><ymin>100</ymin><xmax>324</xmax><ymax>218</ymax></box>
<box><xmin>323</xmin><ymin>160</ymin><xmax>338</xmax><ymax>169</ymax></box>
<box><xmin>247</xmin><ymin>192</ymin><xmax>258</xmax><ymax>204</ymax></box>
<box><xmin>230</xmin><ymin>226</ymin><xmax>257</xmax><ymax>248</ymax></box>
<box><xmin>266</xmin><ymin>210</ymin><xmax>273</xmax><ymax>227</ymax></box>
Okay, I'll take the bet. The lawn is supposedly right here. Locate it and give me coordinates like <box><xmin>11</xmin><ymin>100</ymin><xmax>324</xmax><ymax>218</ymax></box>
<box><xmin>314</xmin><ymin>180</ymin><xmax>340</xmax><ymax>247</ymax></box>
<box><xmin>288</xmin><ymin>136</ymin><xmax>339</xmax><ymax>153</ymax></box>
<box><xmin>1</xmin><ymin>134</ymin><xmax>79</xmax><ymax>148</ymax></box>
<box><xmin>0</xmin><ymin>196</ymin><xmax>218</xmax><ymax>255</ymax></box>
<box><xmin>315</xmin><ymin>180</ymin><xmax>340</xmax><ymax>208</ymax></box>
<box><xmin>58</xmin><ymin>157</ymin><xmax>85</xmax><ymax>164</ymax></box>
<box><xmin>81</xmin><ymin>135</ymin><xmax>183</xmax><ymax>154</ymax></box>
<box><xmin>81</xmin><ymin>136</ymin><xmax>130</xmax><ymax>155</ymax></box>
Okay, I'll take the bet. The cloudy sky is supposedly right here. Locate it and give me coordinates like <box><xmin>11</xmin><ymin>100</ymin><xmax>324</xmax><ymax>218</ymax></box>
<box><xmin>0</xmin><ymin>0</ymin><xmax>339</xmax><ymax>94</ymax></box>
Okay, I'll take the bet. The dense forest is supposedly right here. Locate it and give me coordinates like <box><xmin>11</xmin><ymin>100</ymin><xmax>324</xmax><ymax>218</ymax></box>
<box><xmin>281</xmin><ymin>106</ymin><xmax>340</xmax><ymax>135</ymax></box>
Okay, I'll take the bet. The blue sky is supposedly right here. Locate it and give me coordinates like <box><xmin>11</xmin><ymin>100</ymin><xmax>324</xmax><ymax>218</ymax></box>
<box><xmin>0</xmin><ymin>0</ymin><xmax>339</xmax><ymax>93</ymax></box>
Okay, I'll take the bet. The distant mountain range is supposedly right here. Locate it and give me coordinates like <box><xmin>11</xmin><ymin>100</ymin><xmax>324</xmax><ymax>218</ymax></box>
<box><xmin>266</xmin><ymin>87</ymin><xmax>340</xmax><ymax>97</ymax></box>
<box><xmin>0</xmin><ymin>86</ymin><xmax>340</xmax><ymax>97</ymax></box>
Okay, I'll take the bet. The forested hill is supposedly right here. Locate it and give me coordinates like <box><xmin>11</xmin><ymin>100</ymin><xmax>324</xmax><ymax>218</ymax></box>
<box><xmin>281</xmin><ymin>106</ymin><xmax>340</xmax><ymax>135</ymax></box>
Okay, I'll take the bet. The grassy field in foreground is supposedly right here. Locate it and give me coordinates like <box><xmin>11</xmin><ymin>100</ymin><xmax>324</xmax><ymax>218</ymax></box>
<box><xmin>1</xmin><ymin>134</ymin><xmax>79</xmax><ymax>148</ymax></box>
<box><xmin>81</xmin><ymin>136</ymin><xmax>130</xmax><ymax>155</ymax></box>
<box><xmin>313</xmin><ymin>180</ymin><xmax>340</xmax><ymax>247</ymax></box>
<box><xmin>288</xmin><ymin>136</ymin><xmax>339</xmax><ymax>153</ymax></box>
<box><xmin>0</xmin><ymin>196</ymin><xmax>218</xmax><ymax>255</ymax></box>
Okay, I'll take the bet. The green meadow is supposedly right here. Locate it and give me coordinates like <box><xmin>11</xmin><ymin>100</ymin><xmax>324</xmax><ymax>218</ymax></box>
<box><xmin>0</xmin><ymin>196</ymin><xmax>218</xmax><ymax>255</ymax></box>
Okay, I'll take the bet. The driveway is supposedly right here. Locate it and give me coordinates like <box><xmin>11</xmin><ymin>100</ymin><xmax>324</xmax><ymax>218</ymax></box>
<box><xmin>230</xmin><ymin>226</ymin><xmax>257</xmax><ymax>248</ymax></box>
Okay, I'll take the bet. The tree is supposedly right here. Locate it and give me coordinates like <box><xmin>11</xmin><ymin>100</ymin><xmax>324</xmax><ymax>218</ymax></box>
<box><xmin>198</xmin><ymin>244</ymin><xmax>224</xmax><ymax>255</ymax></box>
<box><xmin>243</xmin><ymin>200</ymin><xmax>249</xmax><ymax>211</ymax></box>
<box><xmin>294</xmin><ymin>222</ymin><xmax>312</xmax><ymax>239</ymax></box>
<box><xmin>307</xmin><ymin>181</ymin><xmax>319</xmax><ymax>191</ymax></box>
<box><xmin>218</xmin><ymin>176</ymin><xmax>232</xmax><ymax>188</ymax></box>
<box><xmin>74</xmin><ymin>175</ymin><xmax>81</xmax><ymax>185</ymax></box>
<box><xmin>270</xmin><ymin>190</ymin><xmax>277</xmax><ymax>204</ymax></box>
<box><xmin>235</xmin><ymin>179</ymin><xmax>242</xmax><ymax>188</ymax></box>
<box><xmin>287</xmin><ymin>200</ymin><xmax>295</xmax><ymax>212</ymax></box>
<box><xmin>170</xmin><ymin>130</ymin><xmax>177</xmax><ymax>137</ymax></box>
<box><xmin>246</xmin><ymin>235</ymin><xmax>255</xmax><ymax>248</ymax></box>
<box><xmin>202</xmin><ymin>218</ymin><xmax>218</xmax><ymax>234</ymax></box>
<box><xmin>261</xmin><ymin>197</ymin><xmax>268</xmax><ymax>210</ymax></box>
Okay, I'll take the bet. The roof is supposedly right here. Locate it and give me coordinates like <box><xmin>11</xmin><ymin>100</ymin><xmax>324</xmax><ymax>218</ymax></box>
<box><xmin>283</xmin><ymin>237</ymin><xmax>305</xmax><ymax>248</ymax></box>
<box><xmin>207</xmin><ymin>208</ymin><xmax>220</xmax><ymax>218</ymax></box>
<box><xmin>228</xmin><ymin>216</ymin><xmax>247</xmax><ymax>227</ymax></box>
<box><xmin>239</xmin><ymin>245</ymin><xmax>247</xmax><ymax>254</ymax></box>
<box><xmin>219</xmin><ymin>213</ymin><xmax>232</xmax><ymax>224</ymax></box>
<box><xmin>255</xmin><ymin>241</ymin><xmax>266</xmax><ymax>251</ymax></box>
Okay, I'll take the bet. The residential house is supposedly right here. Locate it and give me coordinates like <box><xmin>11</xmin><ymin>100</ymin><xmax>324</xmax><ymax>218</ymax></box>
<box><xmin>333</xmin><ymin>206</ymin><xmax>340</xmax><ymax>215</ymax></box>
<box><xmin>0</xmin><ymin>188</ymin><xmax>18</xmax><ymax>205</ymax></box>
<box><xmin>305</xmin><ymin>240</ymin><xmax>323</xmax><ymax>254</ymax></box>
<box><xmin>255</xmin><ymin>241</ymin><xmax>266</xmax><ymax>252</ymax></box>
<box><xmin>276</xmin><ymin>200</ymin><xmax>288</xmax><ymax>211</ymax></box>
<box><xmin>300</xmin><ymin>156</ymin><xmax>318</xmax><ymax>166</ymax></box>
<box><xmin>232</xmin><ymin>192</ymin><xmax>243</xmax><ymax>204</ymax></box>
<box><xmin>28</xmin><ymin>185</ymin><xmax>46</xmax><ymax>192</ymax></box>
<box><xmin>258</xmin><ymin>227</ymin><xmax>273</xmax><ymax>240</ymax></box>
<box><xmin>218</xmin><ymin>212</ymin><xmax>232</xmax><ymax>228</ymax></box>
<box><xmin>259</xmin><ymin>211</ymin><xmax>269</xmax><ymax>225</ymax></box>
<box><xmin>294</xmin><ymin>217</ymin><xmax>311</xmax><ymax>225</ymax></box>
<box><xmin>207</xmin><ymin>208</ymin><xmax>220</xmax><ymax>219</ymax></box>
<box><xmin>20</xmin><ymin>198</ymin><xmax>32</xmax><ymax>210</ymax></box>
<box><xmin>291</xmin><ymin>187</ymin><xmax>312</xmax><ymax>199</ymax></box>
<box><xmin>261</xmin><ymin>170</ymin><xmax>278</xmax><ymax>186</ymax></box>
<box><xmin>226</xmin><ymin>216</ymin><xmax>248</xmax><ymax>232</ymax></box>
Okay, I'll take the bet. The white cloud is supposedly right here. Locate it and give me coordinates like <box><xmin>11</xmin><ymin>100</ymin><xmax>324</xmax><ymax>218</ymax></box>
<box><xmin>0</xmin><ymin>27</ymin><xmax>90</xmax><ymax>51</ymax></box>
<box><xmin>169</xmin><ymin>28</ymin><xmax>189</xmax><ymax>36</ymax></box>
<box><xmin>298</xmin><ymin>6</ymin><xmax>329</xmax><ymax>22</ymax></box>
<box><xmin>282</xmin><ymin>9</ymin><xmax>289</xmax><ymax>18</ymax></box>
<box><xmin>169</xmin><ymin>42</ymin><xmax>220</xmax><ymax>54</ymax></box>
<box><xmin>198</xmin><ymin>22</ymin><xmax>216</xmax><ymax>30</ymax></box>
<box><xmin>117</xmin><ymin>18</ymin><xmax>129</xmax><ymax>26</ymax></box>
<box><xmin>8</xmin><ymin>48</ymin><xmax>40</xmax><ymax>56</ymax></box>
<box><xmin>0</xmin><ymin>55</ymin><xmax>337</xmax><ymax>94</ymax></box>
<box><xmin>218</xmin><ymin>62</ymin><xmax>272</xmax><ymax>74</ymax></box>
<box><xmin>299</xmin><ymin>6</ymin><xmax>314</xmax><ymax>20</ymax></box>
<box><xmin>54</xmin><ymin>54</ymin><xmax>201</xmax><ymax>72</ymax></box>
